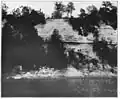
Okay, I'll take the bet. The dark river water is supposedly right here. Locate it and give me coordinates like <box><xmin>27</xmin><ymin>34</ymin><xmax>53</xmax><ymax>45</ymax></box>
<box><xmin>2</xmin><ymin>77</ymin><xmax>117</xmax><ymax>97</ymax></box>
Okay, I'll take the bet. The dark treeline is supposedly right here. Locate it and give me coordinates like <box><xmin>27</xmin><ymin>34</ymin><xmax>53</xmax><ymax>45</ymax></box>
<box><xmin>51</xmin><ymin>1</ymin><xmax>117</xmax><ymax>33</ymax></box>
<box><xmin>2</xmin><ymin>1</ymin><xmax>117</xmax><ymax>73</ymax></box>
<box><xmin>68</xmin><ymin>1</ymin><xmax>117</xmax><ymax>37</ymax></box>
<box><xmin>2</xmin><ymin>4</ymin><xmax>45</xmax><ymax>73</ymax></box>
<box><xmin>2</xmin><ymin>3</ymin><xmax>69</xmax><ymax>73</ymax></box>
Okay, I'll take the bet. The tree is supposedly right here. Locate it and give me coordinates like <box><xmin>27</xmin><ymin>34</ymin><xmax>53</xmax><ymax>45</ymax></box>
<box><xmin>52</xmin><ymin>10</ymin><xmax>63</xmax><ymax>19</ymax></box>
<box><xmin>21</xmin><ymin>6</ymin><xmax>32</xmax><ymax>17</ymax></box>
<box><xmin>87</xmin><ymin>5</ymin><xmax>98</xmax><ymax>14</ymax></box>
<box><xmin>79</xmin><ymin>8</ymin><xmax>87</xmax><ymax>18</ymax></box>
<box><xmin>12</xmin><ymin>8</ymin><xmax>21</xmax><ymax>17</ymax></box>
<box><xmin>93</xmin><ymin>39</ymin><xmax>117</xmax><ymax>70</ymax></box>
<box><xmin>102</xmin><ymin>1</ymin><xmax>112</xmax><ymax>9</ymax></box>
<box><xmin>49</xmin><ymin>29</ymin><xmax>63</xmax><ymax>47</ymax></box>
<box><xmin>79</xmin><ymin>5</ymin><xmax>99</xmax><ymax>37</ymax></box>
<box><xmin>52</xmin><ymin>1</ymin><xmax>65</xmax><ymax>18</ymax></box>
<box><xmin>66</xmin><ymin>2</ymin><xmax>75</xmax><ymax>17</ymax></box>
<box><xmin>30</xmin><ymin>9</ymin><xmax>46</xmax><ymax>25</ymax></box>
<box><xmin>2</xmin><ymin>5</ymin><xmax>45</xmax><ymax>45</ymax></box>
<box><xmin>99</xmin><ymin>1</ymin><xmax>117</xmax><ymax>29</ymax></box>
<box><xmin>11</xmin><ymin>6</ymin><xmax>46</xmax><ymax>25</ymax></box>
<box><xmin>46</xmin><ymin>29</ymin><xmax>67</xmax><ymax>69</ymax></box>
<box><xmin>54</xmin><ymin>1</ymin><xmax>65</xmax><ymax>12</ymax></box>
<box><xmin>2</xmin><ymin>3</ymin><xmax>8</xmax><ymax>20</ymax></box>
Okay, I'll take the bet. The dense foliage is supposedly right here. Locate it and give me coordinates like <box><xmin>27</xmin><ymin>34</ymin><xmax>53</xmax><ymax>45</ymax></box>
<box><xmin>2</xmin><ymin>4</ymin><xmax>46</xmax><ymax>72</ymax></box>
<box><xmin>68</xmin><ymin>1</ymin><xmax>117</xmax><ymax>37</ymax></box>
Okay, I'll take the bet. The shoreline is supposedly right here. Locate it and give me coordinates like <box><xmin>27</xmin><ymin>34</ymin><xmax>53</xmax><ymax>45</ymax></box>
<box><xmin>3</xmin><ymin>70</ymin><xmax>117</xmax><ymax>80</ymax></box>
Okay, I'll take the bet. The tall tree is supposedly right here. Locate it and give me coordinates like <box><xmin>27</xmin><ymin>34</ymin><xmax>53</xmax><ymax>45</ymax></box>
<box><xmin>52</xmin><ymin>1</ymin><xmax>65</xmax><ymax>18</ymax></box>
<box><xmin>21</xmin><ymin>6</ymin><xmax>32</xmax><ymax>17</ymax></box>
<box><xmin>66</xmin><ymin>2</ymin><xmax>75</xmax><ymax>17</ymax></box>
<box><xmin>87</xmin><ymin>5</ymin><xmax>98</xmax><ymax>14</ymax></box>
<box><xmin>102</xmin><ymin>1</ymin><xmax>112</xmax><ymax>8</ymax></box>
<box><xmin>79</xmin><ymin>8</ymin><xmax>87</xmax><ymax>19</ymax></box>
<box><xmin>12</xmin><ymin>7</ymin><xmax>21</xmax><ymax>17</ymax></box>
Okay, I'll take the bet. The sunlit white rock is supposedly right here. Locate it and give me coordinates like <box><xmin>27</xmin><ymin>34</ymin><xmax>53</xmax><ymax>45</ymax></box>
<box><xmin>12</xmin><ymin>75</ymin><xmax>22</xmax><ymax>79</ymax></box>
<box><xmin>5</xmin><ymin>65</ymin><xmax>117</xmax><ymax>79</ymax></box>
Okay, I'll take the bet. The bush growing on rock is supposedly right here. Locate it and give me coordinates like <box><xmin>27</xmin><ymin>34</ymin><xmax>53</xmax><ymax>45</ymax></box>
<box><xmin>93</xmin><ymin>39</ymin><xmax>117</xmax><ymax>71</ymax></box>
<box><xmin>45</xmin><ymin>29</ymin><xmax>68</xmax><ymax>69</ymax></box>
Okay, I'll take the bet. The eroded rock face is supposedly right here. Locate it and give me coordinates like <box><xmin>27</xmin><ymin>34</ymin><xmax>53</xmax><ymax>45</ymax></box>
<box><xmin>65</xmin><ymin>44</ymin><xmax>98</xmax><ymax>59</ymax></box>
<box><xmin>35</xmin><ymin>19</ymin><xmax>94</xmax><ymax>43</ymax></box>
<box><xmin>35</xmin><ymin>19</ymin><xmax>117</xmax><ymax>45</ymax></box>
<box><xmin>98</xmin><ymin>24</ymin><xmax>117</xmax><ymax>44</ymax></box>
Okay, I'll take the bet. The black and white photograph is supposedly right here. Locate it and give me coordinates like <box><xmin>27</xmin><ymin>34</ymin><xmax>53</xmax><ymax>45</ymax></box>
<box><xmin>1</xmin><ymin>0</ymin><xmax>118</xmax><ymax>97</ymax></box>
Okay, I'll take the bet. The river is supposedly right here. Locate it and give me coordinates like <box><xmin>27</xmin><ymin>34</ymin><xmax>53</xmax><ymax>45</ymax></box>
<box><xmin>2</xmin><ymin>77</ymin><xmax>117</xmax><ymax>97</ymax></box>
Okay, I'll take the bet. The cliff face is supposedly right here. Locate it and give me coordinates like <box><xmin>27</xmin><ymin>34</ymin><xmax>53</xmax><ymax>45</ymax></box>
<box><xmin>35</xmin><ymin>19</ymin><xmax>78</xmax><ymax>39</ymax></box>
<box><xmin>34</xmin><ymin>19</ymin><xmax>93</xmax><ymax>43</ymax></box>
<box><xmin>35</xmin><ymin>19</ymin><xmax>117</xmax><ymax>44</ymax></box>
<box><xmin>98</xmin><ymin>24</ymin><xmax>117</xmax><ymax>44</ymax></box>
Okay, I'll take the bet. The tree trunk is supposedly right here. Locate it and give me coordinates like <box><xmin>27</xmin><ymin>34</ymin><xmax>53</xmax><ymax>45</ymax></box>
<box><xmin>67</xmin><ymin>12</ymin><xmax>69</xmax><ymax>18</ymax></box>
<box><xmin>70</xmin><ymin>11</ymin><xmax>72</xmax><ymax>17</ymax></box>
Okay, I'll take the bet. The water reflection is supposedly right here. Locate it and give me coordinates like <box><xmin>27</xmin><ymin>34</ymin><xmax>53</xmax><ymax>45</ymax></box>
<box><xmin>67</xmin><ymin>78</ymin><xmax>117</xmax><ymax>97</ymax></box>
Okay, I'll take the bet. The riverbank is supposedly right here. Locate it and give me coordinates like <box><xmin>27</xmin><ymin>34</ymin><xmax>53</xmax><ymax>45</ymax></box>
<box><xmin>3</xmin><ymin>66</ymin><xmax>117</xmax><ymax>80</ymax></box>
